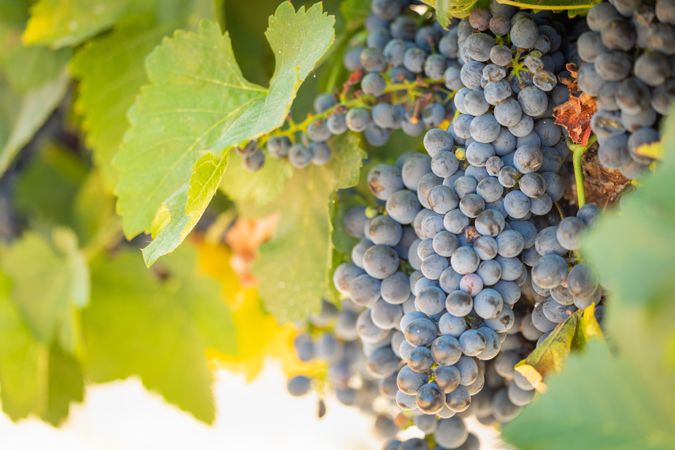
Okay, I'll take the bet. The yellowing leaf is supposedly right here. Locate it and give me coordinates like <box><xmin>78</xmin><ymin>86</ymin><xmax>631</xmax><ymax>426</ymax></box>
<box><xmin>574</xmin><ymin>303</ymin><xmax>603</xmax><ymax>348</ymax></box>
<box><xmin>517</xmin><ymin>304</ymin><xmax>604</xmax><ymax>390</ymax></box>
<box><xmin>517</xmin><ymin>312</ymin><xmax>579</xmax><ymax>380</ymax></box>
<box><xmin>423</xmin><ymin>0</ymin><xmax>476</xmax><ymax>20</ymax></box>
<box><xmin>196</xmin><ymin>241</ymin><xmax>322</xmax><ymax>381</ymax></box>
<box><xmin>496</xmin><ymin>0</ymin><xmax>599</xmax><ymax>11</ymax></box>
<box><xmin>635</xmin><ymin>141</ymin><xmax>663</xmax><ymax>160</ymax></box>
<box><xmin>23</xmin><ymin>0</ymin><xmax>129</xmax><ymax>48</ymax></box>
<box><xmin>142</xmin><ymin>152</ymin><xmax>229</xmax><ymax>265</ymax></box>
<box><xmin>514</xmin><ymin>364</ymin><xmax>547</xmax><ymax>393</ymax></box>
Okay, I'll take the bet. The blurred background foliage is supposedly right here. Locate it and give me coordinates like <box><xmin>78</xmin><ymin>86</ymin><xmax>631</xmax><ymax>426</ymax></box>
<box><xmin>0</xmin><ymin>0</ymin><xmax>331</xmax><ymax>426</ymax></box>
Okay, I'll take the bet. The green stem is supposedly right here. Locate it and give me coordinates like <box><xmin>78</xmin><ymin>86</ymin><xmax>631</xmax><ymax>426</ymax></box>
<box><xmin>572</xmin><ymin>144</ymin><xmax>587</xmax><ymax>207</ymax></box>
<box><xmin>259</xmin><ymin>78</ymin><xmax>451</xmax><ymax>146</ymax></box>
<box><xmin>568</xmin><ymin>134</ymin><xmax>597</xmax><ymax>208</ymax></box>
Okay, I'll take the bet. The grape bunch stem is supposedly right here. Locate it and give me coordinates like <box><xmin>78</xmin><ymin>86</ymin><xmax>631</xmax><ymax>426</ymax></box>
<box><xmin>260</xmin><ymin>78</ymin><xmax>453</xmax><ymax>146</ymax></box>
<box><xmin>568</xmin><ymin>134</ymin><xmax>597</xmax><ymax>208</ymax></box>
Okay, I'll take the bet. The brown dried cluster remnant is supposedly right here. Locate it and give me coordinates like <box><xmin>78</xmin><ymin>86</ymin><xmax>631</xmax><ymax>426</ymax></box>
<box><xmin>225</xmin><ymin>215</ymin><xmax>279</xmax><ymax>286</ymax></box>
<box><xmin>340</xmin><ymin>69</ymin><xmax>363</xmax><ymax>99</ymax></box>
<box><xmin>554</xmin><ymin>64</ymin><xmax>597</xmax><ymax>146</ymax></box>
<box><xmin>564</xmin><ymin>148</ymin><xmax>631</xmax><ymax>207</ymax></box>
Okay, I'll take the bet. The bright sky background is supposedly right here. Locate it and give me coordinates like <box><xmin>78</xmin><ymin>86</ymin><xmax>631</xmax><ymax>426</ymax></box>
<box><xmin>0</xmin><ymin>362</ymin><xmax>506</xmax><ymax>450</ymax></box>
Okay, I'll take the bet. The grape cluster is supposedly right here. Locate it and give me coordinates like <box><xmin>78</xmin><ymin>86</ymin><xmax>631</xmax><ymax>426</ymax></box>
<box><xmin>284</xmin><ymin>1</ymin><xmax>610</xmax><ymax>448</ymax></box>
<box><xmin>330</xmin><ymin>5</ymin><xmax>607</xmax><ymax>449</ymax></box>
<box><xmin>576</xmin><ymin>0</ymin><xmax>675</xmax><ymax>178</ymax></box>
<box><xmin>287</xmin><ymin>299</ymin><xmax>402</xmax><ymax>441</ymax></box>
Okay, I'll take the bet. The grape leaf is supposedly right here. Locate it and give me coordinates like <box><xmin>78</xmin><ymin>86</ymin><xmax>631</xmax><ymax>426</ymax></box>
<box><xmin>0</xmin><ymin>231</ymin><xmax>88</xmax><ymax>352</ymax></box>
<box><xmin>422</xmin><ymin>0</ymin><xmax>476</xmax><ymax>20</ymax></box>
<box><xmin>115</xmin><ymin>2</ymin><xmax>335</xmax><ymax>266</ymax></box>
<box><xmin>72</xmin><ymin>171</ymin><xmax>119</xmax><ymax>248</ymax></box>
<box><xmin>70</xmin><ymin>0</ymin><xmax>216</xmax><ymax>190</ymax></box>
<box><xmin>435</xmin><ymin>0</ymin><xmax>452</xmax><ymax>28</ymax></box>
<box><xmin>0</xmin><ymin>71</ymin><xmax>69</xmax><ymax>176</ymax></box>
<box><xmin>252</xmin><ymin>133</ymin><xmax>365</xmax><ymax>321</ymax></box>
<box><xmin>583</xmin><ymin>109</ymin><xmax>675</xmax><ymax>306</ymax></box>
<box><xmin>504</xmin><ymin>339</ymin><xmax>675</xmax><ymax>450</ymax></box>
<box><xmin>43</xmin><ymin>343</ymin><xmax>84</xmax><ymax>425</ymax></box>
<box><xmin>220</xmin><ymin>151</ymin><xmax>294</xmax><ymax>212</ymax></box>
<box><xmin>195</xmin><ymin>242</ymin><xmax>321</xmax><ymax>381</ymax></box>
<box><xmin>340</xmin><ymin>0</ymin><xmax>370</xmax><ymax>30</ymax></box>
<box><xmin>573</xmin><ymin>302</ymin><xmax>603</xmax><ymax>349</ymax></box>
<box><xmin>83</xmin><ymin>245</ymin><xmax>236</xmax><ymax>423</ymax></box>
<box><xmin>14</xmin><ymin>141</ymin><xmax>119</xmax><ymax>251</ymax></box>
<box><xmin>71</xmin><ymin>23</ymin><xmax>169</xmax><ymax>189</ymax></box>
<box><xmin>505</xmin><ymin>337</ymin><xmax>675</xmax><ymax>450</ymax></box>
<box><xmin>4</xmin><ymin>45</ymin><xmax>71</xmax><ymax>94</ymax></box>
<box><xmin>514</xmin><ymin>311</ymin><xmax>579</xmax><ymax>388</ymax></box>
<box><xmin>0</xmin><ymin>2</ymin><xmax>70</xmax><ymax>176</ymax></box>
<box><xmin>514</xmin><ymin>305</ymin><xmax>601</xmax><ymax>391</ymax></box>
<box><xmin>0</xmin><ymin>275</ymin><xmax>84</xmax><ymax>424</ymax></box>
<box><xmin>23</xmin><ymin>0</ymin><xmax>130</xmax><ymax>48</ymax></box>
<box><xmin>15</xmin><ymin>141</ymin><xmax>88</xmax><ymax>227</ymax></box>
<box><xmin>142</xmin><ymin>152</ymin><xmax>229</xmax><ymax>265</ymax></box>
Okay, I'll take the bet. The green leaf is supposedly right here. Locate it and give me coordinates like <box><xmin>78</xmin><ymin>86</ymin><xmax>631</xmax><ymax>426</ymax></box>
<box><xmin>72</xmin><ymin>171</ymin><xmax>119</xmax><ymax>248</ymax></box>
<box><xmin>504</xmin><ymin>340</ymin><xmax>675</xmax><ymax>450</ymax></box>
<box><xmin>23</xmin><ymin>0</ymin><xmax>130</xmax><ymax>48</ymax></box>
<box><xmin>436</xmin><ymin>0</ymin><xmax>452</xmax><ymax>28</ymax></box>
<box><xmin>0</xmin><ymin>231</ymin><xmax>88</xmax><ymax>351</ymax></box>
<box><xmin>506</xmin><ymin>337</ymin><xmax>674</xmax><ymax>449</ymax></box>
<box><xmin>115</xmin><ymin>2</ymin><xmax>335</xmax><ymax>265</ymax></box>
<box><xmin>340</xmin><ymin>0</ymin><xmax>370</xmax><ymax>30</ymax></box>
<box><xmin>516</xmin><ymin>311</ymin><xmax>579</xmax><ymax>379</ymax></box>
<box><xmin>220</xmin><ymin>151</ymin><xmax>293</xmax><ymax>212</ymax></box>
<box><xmin>252</xmin><ymin>133</ymin><xmax>365</xmax><ymax>321</ymax></box>
<box><xmin>14</xmin><ymin>141</ymin><xmax>119</xmax><ymax>252</ymax></box>
<box><xmin>71</xmin><ymin>23</ymin><xmax>169</xmax><ymax>189</ymax></box>
<box><xmin>15</xmin><ymin>141</ymin><xmax>88</xmax><ymax>227</ymax></box>
<box><xmin>142</xmin><ymin>152</ymin><xmax>229</xmax><ymax>265</ymax></box>
<box><xmin>584</xmin><ymin>109</ymin><xmax>675</xmax><ymax>306</ymax></box>
<box><xmin>0</xmin><ymin>2</ymin><xmax>70</xmax><ymax>176</ymax></box>
<box><xmin>0</xmin><ymin>274</ymin><xmax>44</xmax><ymax>420</ymax></box>
<box><xmin>70</xmin><ymin>0</ymin><xmax>216</xmax><ymax>190</ymax></box>
<box><xmin>422</xmin><ymin>0</ymin><xmax>476</xmax><ymax>19</ymax></box>
<box><xmin>83</xmin><ymin>245</ymin><xmax>236</xmax><ymax>423</ymax></box>
<box><xmin>495</xmin><ymin>0</ymin><xmax>600</xmax><ymax>11</ymax></box>
<box><xmin>0</xmin><ymin>71</ymin><xmax>69</xmax><ymax>176</ymax></box>
<box><xmin>3</xmin><ymin>45</ymin><xmax>71</xmax><ymax>94</ymax></box>
<box><xmin>43</xmin><ymin>343</ymin><xmax>85</xmax><ymax>425</ymax></box>
<box><xmin>0</xmin><ymin>274</ymin><xmax>84</xmax><ymax>425</ymax></box>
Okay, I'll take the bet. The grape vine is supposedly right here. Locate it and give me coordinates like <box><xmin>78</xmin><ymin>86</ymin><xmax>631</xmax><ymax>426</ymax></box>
<box><xmin>0</xmin><ymin>0</ymin><xmax>674</xmax><ymax>448</ymax></box>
